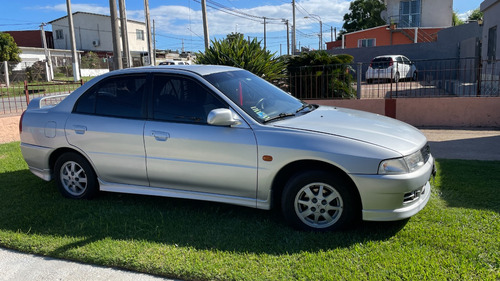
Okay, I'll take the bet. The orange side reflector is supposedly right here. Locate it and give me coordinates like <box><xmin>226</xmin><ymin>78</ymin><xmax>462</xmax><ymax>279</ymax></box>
<box><xmin>262</xmin><ymin>155</ymin><xmax>273</xmax><ymax>162</ymax></box>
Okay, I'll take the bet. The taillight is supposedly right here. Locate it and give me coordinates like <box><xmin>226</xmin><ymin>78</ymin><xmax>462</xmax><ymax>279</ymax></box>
<box><xmin>19</xmin><ymin>111</ymin><xmax>26</xmax><ymax>134</ymax></box>
<box><xmin>389</xmin><ymin>60</ymin><xmax>393</xmax><ymax>67</ymax></box>
<box><xmin>369</xmin><ymin>61</ymin><xmax>373</xmax><ymax>68</ymax></box>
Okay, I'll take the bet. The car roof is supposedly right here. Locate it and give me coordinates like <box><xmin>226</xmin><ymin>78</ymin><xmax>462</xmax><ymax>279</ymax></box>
<box><xmin>372</xmin><ymin>55</ymin><xmax>408</xmax><ymax>59</ymax></box>
<box><xmin>104</xmin><ymin>65</ymin><xmax>241</xmax><ymax>77</ymax></box>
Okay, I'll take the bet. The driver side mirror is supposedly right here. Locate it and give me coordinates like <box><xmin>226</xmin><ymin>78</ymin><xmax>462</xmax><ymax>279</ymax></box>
<box><xmin>207</xmin><ymin>108</ymin><xmax>242</xmax><ymax>126</ymax></box>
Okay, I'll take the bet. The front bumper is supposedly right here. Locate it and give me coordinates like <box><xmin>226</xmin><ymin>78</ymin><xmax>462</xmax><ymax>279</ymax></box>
<box><xmin>351</xmin><ymin>155</ymin><xmax>435</xmax><ymax>221</ymax></box>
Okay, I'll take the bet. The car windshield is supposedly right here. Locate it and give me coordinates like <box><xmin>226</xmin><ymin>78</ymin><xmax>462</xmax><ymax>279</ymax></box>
<box><xmin>204</xmin><ymin>70</ymin><xmax>311</xmax><ymax>123</ymax></box>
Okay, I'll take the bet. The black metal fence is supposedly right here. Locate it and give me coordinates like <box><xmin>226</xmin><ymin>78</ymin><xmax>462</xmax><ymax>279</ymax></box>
<box><xmin>286</xmin><ymin>58</ymin><xmax>499</xmax><ymax>99</ymax></box>
<box><xmin>0</xmin><ymin>80</ymin><xmax>84</xmax><ymax>115</ymax></box>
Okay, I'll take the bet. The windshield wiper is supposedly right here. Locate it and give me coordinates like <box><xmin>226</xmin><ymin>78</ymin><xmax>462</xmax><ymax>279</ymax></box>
<box><xmin>263</xmin><ymin>112</ymin><xmax>296</xmax><ymax>123</ymax></box>
<box><xmin>295</xmin><ymin>104</ymin><xmax>312</xmax><ymax>113</ymax></box>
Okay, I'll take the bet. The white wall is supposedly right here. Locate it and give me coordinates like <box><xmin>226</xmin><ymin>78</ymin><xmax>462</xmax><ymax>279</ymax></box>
<box><xmin>51</xmin><ymin>12</ymin><xmax>148</xmax><ymax>53</ymax></box>
<box><xmin>81</xmin><ymin>68</ymin><xmax>109</xmax><ymax>77</ymax></box>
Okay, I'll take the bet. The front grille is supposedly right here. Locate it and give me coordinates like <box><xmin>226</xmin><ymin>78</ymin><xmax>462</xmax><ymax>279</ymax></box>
<box><xmin>403</xmin><ymin>185</ymin><xmax>425</xmax><ymax>204</ymax></box>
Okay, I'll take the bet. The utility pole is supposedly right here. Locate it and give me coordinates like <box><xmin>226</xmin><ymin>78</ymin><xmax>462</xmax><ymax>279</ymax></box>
<box><xmin>66</xmin><ymin>0</ymin><xmax>81</xmax><ymax>81</ymax></box>
<box><xmin>153</xmin><ymin>19</ymin><xmax>156</xmax><ymax>63</ymax></box>
<box><xmin>144</xmin><ymin>0</ymin><xmax>154</xmax><ymax>65</ymax></box>
<box><xmin>292</xmin><ymin>0</ymin><xmax>296</xmax><ymax>55</ymax></box>
<box><xmin>109</xmin><ymin>0</ymin><xmax>122</xmax><ymax>70</ymax></box>
<box><xmin>263</xmin><ymin>17</ymin><xmax>267</xmax><ymax>50</ymax></box>
<box><xmin>304</xmin><ymin>14</ymin><xmax>322</xmax><ymax>50</ymax></box>
<box><xmin>40</xmin><ymin>23</ymin><xmax>53</xmax><ymax>81</ymax></box>
<box><xmin>201</xmin><ymin>0</ymin><xmax>210</xmax><ymax>51</ymax></box>
<box><xmin>282</xmin><ymin>19</ymin><xmax>290</xmax><ymax>55</ymax></box>
<box><xmin>118</xmin><ymin>0</ymin><xmax>131</xmax><ymax>68</ymax></box>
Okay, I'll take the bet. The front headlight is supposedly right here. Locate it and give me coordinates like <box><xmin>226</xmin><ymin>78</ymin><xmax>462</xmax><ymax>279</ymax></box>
<box><xmin>379</xmin><ymin>150</ymin><xmax>425</xmax><ymax>175</ymax></box>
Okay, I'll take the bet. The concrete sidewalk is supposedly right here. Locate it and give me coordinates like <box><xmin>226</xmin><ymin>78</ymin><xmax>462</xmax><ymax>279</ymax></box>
<box><xmin>0</xmin><ymin>247</ymin><xmax>174</xmax><ymax>281</ymax></box>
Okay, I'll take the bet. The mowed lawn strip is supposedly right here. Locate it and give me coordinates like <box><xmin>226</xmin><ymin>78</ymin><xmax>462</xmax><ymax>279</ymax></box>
<box><xmin>0</xmin><ymin>142</ymin><xmax>498</xmax><ymax>280</ymax></box>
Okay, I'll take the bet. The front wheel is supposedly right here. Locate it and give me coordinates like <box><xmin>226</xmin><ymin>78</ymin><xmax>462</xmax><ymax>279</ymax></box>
<box><xmin>54</xmin><ymin>152</ymin><xmax>98</xmax><ymax>199</ymax></box>
<box><xmin>281</xmin><ymin>171</ymin><xmax>359</xmax><ymax>231</ymax></box>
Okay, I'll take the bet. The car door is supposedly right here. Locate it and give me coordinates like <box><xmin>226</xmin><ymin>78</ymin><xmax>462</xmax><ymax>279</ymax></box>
<box><xmin>403</xmin><ymin>56</ymin><xmax>414</xmax><ymax>79</ymax></box>
<box><xmin>144</xmin><ymin>74</ymin><xmax>258</xmax><ymax>199</ymax></box>
<box><xmin>65</xmin><ymin>74</ymin><xmax>149</xmax><ymax>186</ymax></box>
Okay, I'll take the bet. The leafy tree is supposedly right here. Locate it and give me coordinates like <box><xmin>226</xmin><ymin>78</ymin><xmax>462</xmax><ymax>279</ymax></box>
<box><xmin>468</xmin><ymin>8</ymin><xmax>483</xmax><ymax>21</ymax></box>
<box><xmin>80</xmin><ymin>52</ymin><xmax>101</xmax><ymax>69</ymax></box>
<box><xmin>452</xmin><ymin>11</ymin><xmax>464</xmax><ymax>26</ymax></box>
<box><xmin>342</xmin><ymin>0</ymin><xmax>386</xmax><ymax>33</ymax></box>
<box><xmin>195</xmin><ymin>33</ymin><xmax>285</xmax><ymax>82</ymax></box>
<box><xmin>0</xmin><ymin>32</ymin><xmax>21</xmax><ymax>62</ymax></box>
<box><xmin>287</xmin><ymin>51</ymin><xmax>356</xmax><ymax>99</ymax></box>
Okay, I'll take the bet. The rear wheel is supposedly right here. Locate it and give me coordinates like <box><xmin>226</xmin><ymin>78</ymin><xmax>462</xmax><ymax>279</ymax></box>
<box><xmin>54</xmin><ymin>152</ymin><xmax>98</xmax><ymax>199</ymax></box>
<box><xmin>281</xmin><ymin>170</ymin><xmax>359</xmax><ymax>231</ymax></box>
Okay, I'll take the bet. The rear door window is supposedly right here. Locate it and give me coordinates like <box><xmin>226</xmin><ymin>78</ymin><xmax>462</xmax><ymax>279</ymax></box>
<box><xmin>75</xmin><ymin>75</ymin><xmax>148</xmax><ymax>119</ymax></box>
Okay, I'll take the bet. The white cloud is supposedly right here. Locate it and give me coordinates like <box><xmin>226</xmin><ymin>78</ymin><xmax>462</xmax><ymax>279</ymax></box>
<box><xmin>35</xmin><ymin>4</ymin><xmax>110</xmax><ymax>16</ymax></box>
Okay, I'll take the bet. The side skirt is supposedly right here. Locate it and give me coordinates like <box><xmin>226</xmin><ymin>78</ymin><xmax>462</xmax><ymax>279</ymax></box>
<box><xmin>98</xmin><ymin>179</ymin><xmax>270</xmax><ymax>210</ymax></box>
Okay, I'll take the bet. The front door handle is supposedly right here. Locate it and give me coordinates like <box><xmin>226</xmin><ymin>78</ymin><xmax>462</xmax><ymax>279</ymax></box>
<box><xmin>151</xmin><ymin>130</ymin><xmax>170</xmax><ymax>141</ymax></box>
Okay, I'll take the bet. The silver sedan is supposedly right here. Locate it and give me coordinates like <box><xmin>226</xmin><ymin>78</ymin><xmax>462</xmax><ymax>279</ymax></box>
<box><xmin>20</xmin><ymin>65</ymin><xmax>435</xmax><ymax>231</ymax></box>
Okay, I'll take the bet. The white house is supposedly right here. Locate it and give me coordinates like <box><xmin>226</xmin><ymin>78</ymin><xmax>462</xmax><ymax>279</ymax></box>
<box><xmin>49</xmin><ymin>12</ymin><xmax>148</xmax><ymax>66</ymax></box>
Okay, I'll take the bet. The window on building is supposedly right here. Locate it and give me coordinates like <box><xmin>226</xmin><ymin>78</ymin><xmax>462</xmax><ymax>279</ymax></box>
<box><xmin>358</xmin><ymin>38</ymin><xmax>375</xmax><ymax>48</ymax></box>
<box><xmin>55</xmin><ymin>29</ymin><xmax>64</xmax><ymax>40</ymax></box>
<box><xmin>487</xmin><ymin>26</ymin><xmax>497</xmax><ymax>62</ymax></box>
<box><xmin>400</xmin><ymin>0</ymin><xmax>421</xmax><ymax>27</ymax></box>
<box><xmin>136</xmin><ymin>29</ymin><xmax>145</xmax><ymax>40</ymax></box>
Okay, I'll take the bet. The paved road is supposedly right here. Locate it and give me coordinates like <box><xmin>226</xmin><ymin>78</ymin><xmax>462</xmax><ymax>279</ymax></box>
<box><xmin>421</xmin><ymin>128</ymin><xmax>500</xmax><ymax>161</ymax></box>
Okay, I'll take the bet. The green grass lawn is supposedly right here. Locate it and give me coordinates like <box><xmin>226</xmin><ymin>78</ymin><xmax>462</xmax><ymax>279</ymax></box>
<box><xmin>0</xmin><ymin>141</ymin><xmax>498</xmax><ymax>280</ymax></box>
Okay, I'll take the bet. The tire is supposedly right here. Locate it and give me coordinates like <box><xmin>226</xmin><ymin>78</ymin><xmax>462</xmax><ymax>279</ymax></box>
<box><xmin>281</xmin><ymin>170</ymin><xmax>359</xmax><ymax>231</ymax></box>
<box><xmin>366</xmin><ymin>79</ymin><xmax>372</xmax><ymax>84</ymax></box>
<box><xmin>393</xmin><ymin>72</ymin><xmax>400</xmax><ymax>83</ymax></box>
<box><xmin>54</xmin><ymin>152</ymin><xmax>99</xmax><ymax>199</ymax></box>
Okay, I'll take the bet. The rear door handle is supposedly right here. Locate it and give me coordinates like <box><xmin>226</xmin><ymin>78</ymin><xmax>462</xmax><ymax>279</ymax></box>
<box><xmin>151</xmin><ymin>130</ymin><xmax>170</xmax><ymax>141</ymax></box>
<box><xmin>73</xmin><ymin>125</ymin><xmax>87</xmax><ymax>135</ymax></box>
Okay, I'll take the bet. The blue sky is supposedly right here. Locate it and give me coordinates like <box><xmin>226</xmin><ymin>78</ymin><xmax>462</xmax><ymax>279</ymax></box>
<box><xmin>0</xmin><ymin>0</ymin><xmax>484</xmax><ymax>55</ymax></box>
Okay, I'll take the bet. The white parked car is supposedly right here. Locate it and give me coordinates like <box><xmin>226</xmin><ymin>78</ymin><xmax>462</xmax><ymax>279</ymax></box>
<box><xmin>20</xmin><ymin>65</ymin><xmax>435</xmax><ymax>231</ymax></box>
<box><xmin>366</xmin><ymin>55</ymin><xmax>417</xmax><ymax>83</ymax></box>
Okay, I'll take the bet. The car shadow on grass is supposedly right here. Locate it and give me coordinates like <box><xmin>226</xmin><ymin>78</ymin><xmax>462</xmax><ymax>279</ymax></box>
<box><xmin>1</xmin><ymin>169</ymin><xmax>409</xmax><ymax>256</ymax></box>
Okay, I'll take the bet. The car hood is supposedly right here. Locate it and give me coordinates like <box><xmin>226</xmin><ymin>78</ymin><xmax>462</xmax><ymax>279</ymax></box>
<box><xmin>274</xmin><ymin>106</ymin><xmax>427</xmax><ymax>156</ymax></box>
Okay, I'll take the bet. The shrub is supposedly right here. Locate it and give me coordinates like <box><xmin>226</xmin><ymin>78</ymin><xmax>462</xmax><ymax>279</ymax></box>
<box><xmin>195</xmin><ymin>33</ymin><xmax>286</xmax><ymax>82</ymax></box>
<box><xmin>287</xmin><ymin>51</ymin><xmax>356</xmax><ymax>99</ymax></box>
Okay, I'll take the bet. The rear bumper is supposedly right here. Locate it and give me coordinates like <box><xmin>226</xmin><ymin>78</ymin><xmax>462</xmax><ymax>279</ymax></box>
<box><xmin>20</xmin><ymin>142</ymin><xmax>53</xmax><ymax>181</ymax></box>
<box><xmin>366</xmin><ymin>70</ymin><xmax>393</xmax><ymax>80</ymax></box>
